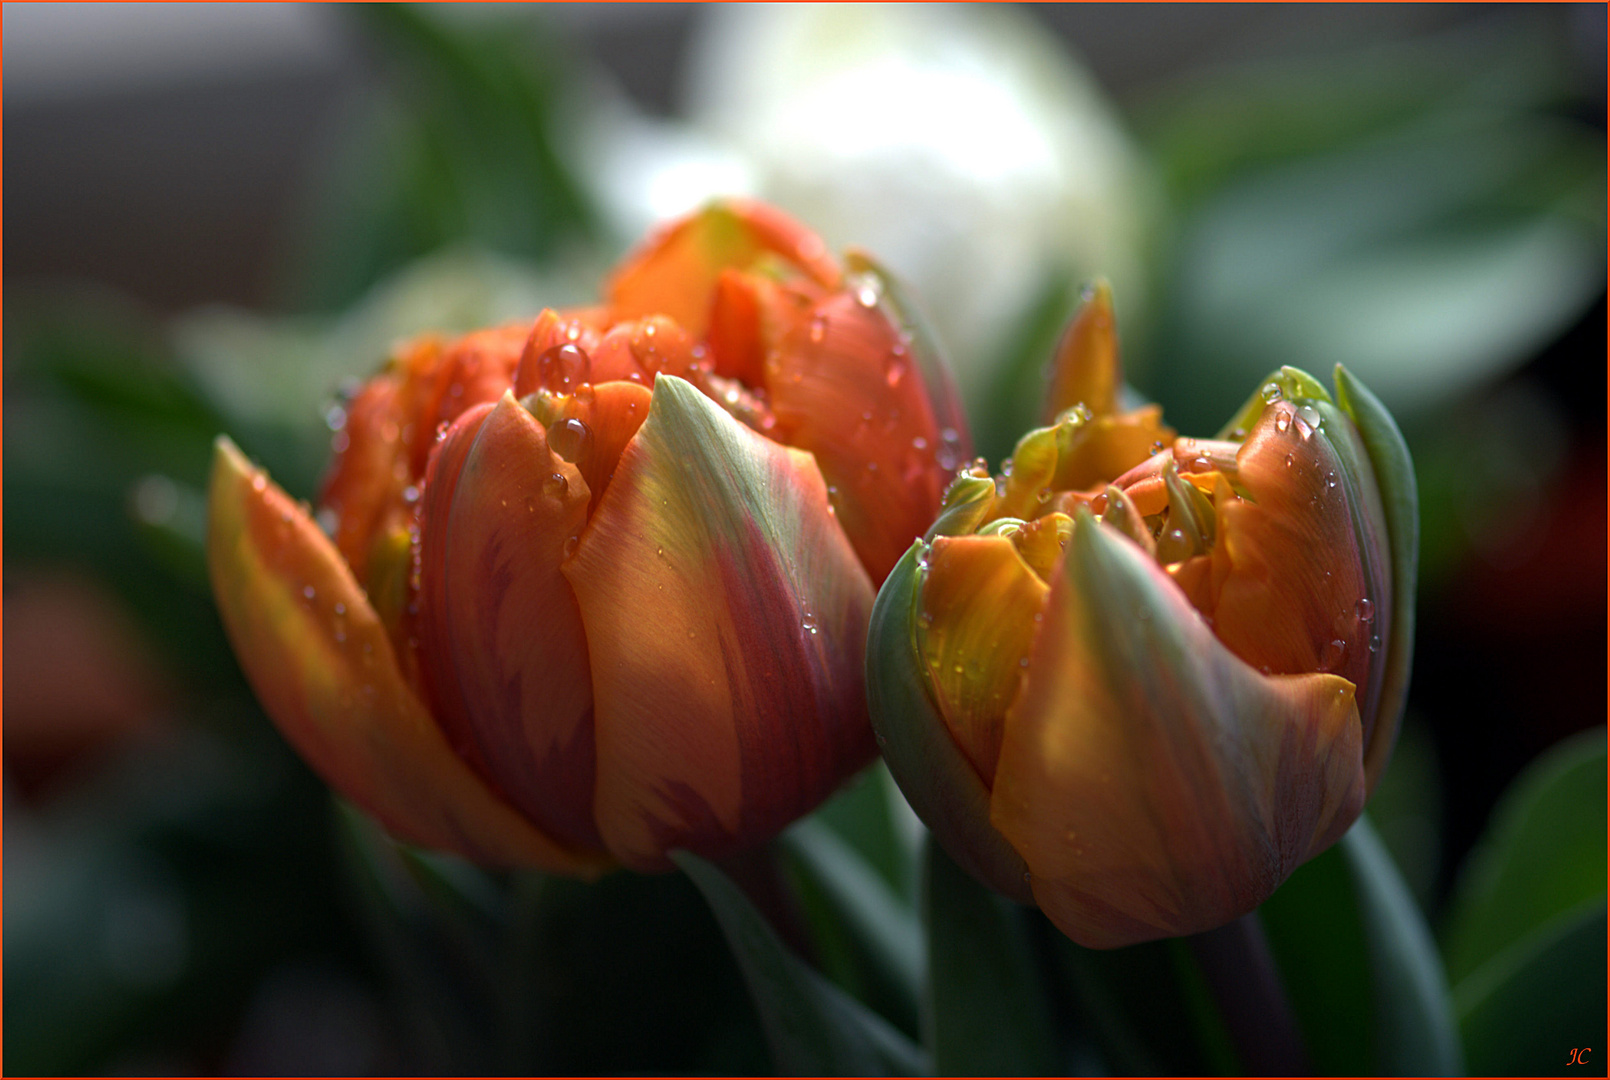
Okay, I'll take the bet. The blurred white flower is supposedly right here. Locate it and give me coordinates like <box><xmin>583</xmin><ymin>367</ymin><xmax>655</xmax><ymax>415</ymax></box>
<box><xmin>575</xmin><ymin>4</ymin><xmax>1153</xmax><ymax>412</ymax></box>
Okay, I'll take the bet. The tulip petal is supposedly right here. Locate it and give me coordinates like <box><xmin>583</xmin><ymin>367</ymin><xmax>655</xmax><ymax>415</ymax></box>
<box><xmin>867</xmin><ymin>543</ymin><xmax>1033</xmax><ymax>904</ymax></box>
<box><xmin>768</xmin><ymin>289</ymin><xmax>955</xmax><ymax>583</ymax></box>
<box><xmin>1207</xmin><ymin>396</ymin><xmax>1388</xmax><ymax>747</ymax></box>
<box><xmin>1334</xmin><ymin>365</ymin><xmax>1417</xmax><ymax>790</ymax></box>
<box><xmin>607</xmin><ymin>200</ymin><xmax>841</xmax><ymax>340</ymax></box>
<box><xmin>207</xmin><ymin>437</ymin><xmax>606</xmax><ymax>875</ymax></box>
<box><xmin>917</xmin><ymin>535</ymin><xmax>1050</xmax><ymax>785</ymax></box>
<box><xmin>990</xmin><ymin>514</ymin><xmax>1365</xmax><ymax>948</ymax></box>
<box><xmin>1043</xmin><ymin>278</ymin><xmax>1120</xmax><ymax>422</ymax></box>
<box><xmin>524</xmin><ymin>379</ymin><xmax>654</xmax><ymax>514</ymax></box>
<box><xmin>415</xmin><ymin>394</ymin><xmax>603</xmax><ymax>852</ymax></box>
<box><xmin>563</xmin><ymin>375</ymin><xmax>877</xmax><ymax>869</ymax></box>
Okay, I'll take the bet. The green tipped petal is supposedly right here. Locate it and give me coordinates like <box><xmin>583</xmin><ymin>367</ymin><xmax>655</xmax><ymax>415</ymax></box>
<box><xmin>1334</xmin><ymin>364</ymin><xmax>1419</xmax><ymax>790</ymax></box>
<box><xmin>866</xmin><ymin>542</ymin><xmax>1032</xmax><ymax>904</ymax></box>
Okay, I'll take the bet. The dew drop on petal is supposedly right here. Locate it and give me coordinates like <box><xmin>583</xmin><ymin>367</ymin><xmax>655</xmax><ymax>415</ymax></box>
<box><xmin>1355</xmin><ymin>597</ymin><xmax>1375</xmax><ymax>622</ymax></box>
<box><xmin>1275</xmin><ymin>411</ymin><xmax>1292</xmax><ymax>434</ymax></box>
<box><xmin>1261</xmin><ymin>382</ymin><xmax>1284</xmax><ymax>404</ymax></box>
<box><xmin>548</xmin><ymin>417</ymin><xmax>594</xmax><ymax>464</ymax></box>
<box><xmin>302</xmin><ymin>585</ymin><xmax>316</xmax><ymax>601</ymax></box>
<box><xmin>543</xmin><ymin>472</ymin><xmax>569</xmax><ymax>498</ymax></box>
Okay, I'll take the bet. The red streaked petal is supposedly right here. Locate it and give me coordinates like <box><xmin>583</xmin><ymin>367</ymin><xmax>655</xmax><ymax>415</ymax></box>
<box><xmin>768</xmin><ymin>290</ymin><xmax>954</xmax><ymax>583</ymax></box>
<box><xmin>563</xmin><ymin>376</ymin><xmax>876</xmax><ymax>870</ymax></box>
<box><xmin>989</xmin><ymin>515</ymin><xmax>1364</xmax><ymax>948</ymax></box>
<box><xmin>1209</xmin><ymin>400</ymin><xmax>1379</xmax><ymax>698</ymax></box>
<box><xmin>207</xmin><ymin>437</ymin><xmax>607</xmax><ymax>874</ymax></box>
<box><xmin>415</xmin><ymin>395</ymin><xmax>603</xmax><ymax>852</ymax></box>
<box><xmin>407</xmin><ymin>324</ymin><xmax>527</xmax><ymax>477</ymax></box>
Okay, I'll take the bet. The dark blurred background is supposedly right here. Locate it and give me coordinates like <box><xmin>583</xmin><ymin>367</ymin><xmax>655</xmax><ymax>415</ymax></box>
<box><xmin>5</xmin><ymin>4</ymin><xmax>1604</xmax><ymax>1074</ymax></box>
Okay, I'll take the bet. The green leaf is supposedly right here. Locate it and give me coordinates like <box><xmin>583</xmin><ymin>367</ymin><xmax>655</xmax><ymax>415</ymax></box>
<box><xmin>674</xmin><ymin>851</ymin><xmax>928</xmax><ymax>1076</ymax></box>
<box><xmin>780</xmin><ymin>818</ymin><xmax>923</xmax><ymax>1034</ymax></box>
<box><xmin>1441</xmin><ymin>729</ymin><xmax>1607</xmax><ymax>983</ymax></box>
<box><xmin>922</xmin><ymin>838</ymin><xmax>1059</xmax><ymax>1076</ymax></box>
<box><xmin>1261</xmin><ymin>816</ymin><xmax>1462</xmax><ymax>1076</ymax></box>
<box><xmin>1454</xmin><ymin>899</ymin><xmax>1606</xmax><ymax>1076</ymax></box>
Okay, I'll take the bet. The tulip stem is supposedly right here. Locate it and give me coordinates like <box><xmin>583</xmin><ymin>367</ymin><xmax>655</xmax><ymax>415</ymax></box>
<box><xmin>1187</xmin><ymin>912</ymin><xmax>1311</xmax><ymax>1077</ymax></box>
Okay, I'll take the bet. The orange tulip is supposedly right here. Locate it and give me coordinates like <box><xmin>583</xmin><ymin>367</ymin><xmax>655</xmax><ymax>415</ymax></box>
<box><xmin>209</xmin><ymin>200</ymin><xmax>970</xmax><ymax>873</ymax></box>
<box><xmin>867</xmin><ymin>284</ymin><xmax>1418</xmax><ymax>947</ymax></box>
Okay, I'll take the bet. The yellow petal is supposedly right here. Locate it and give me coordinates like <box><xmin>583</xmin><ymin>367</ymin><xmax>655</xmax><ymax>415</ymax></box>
<box><xmin>414</xmin><ymin>394</ymin><xmax>603</xmax><ymax>852</ymax></box>
<box><xmin>207</xmin><ymin>437</ymin><xmax>608</xmax><ymax>876</ymax></box>
<box><xmin>918</xmin><ymin>535</ymin><xmax>1050</xmax><ymax>786</ymax></box>
<box><xmin>563</xmin><ymin>376</ymin><xmax>877</xmax><ymax>869</ymax></box>
<box><xmin>990</xmin><ymin>515</ymin><xmax>1365</xmax><ymax>948</ymax></box>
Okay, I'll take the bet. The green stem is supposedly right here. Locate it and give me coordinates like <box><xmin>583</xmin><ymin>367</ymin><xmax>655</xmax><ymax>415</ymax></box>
<box><xmin>1188</xmin><ymin>912</ymin><xmax>1312</xmax><ymax>1076</ymax></box>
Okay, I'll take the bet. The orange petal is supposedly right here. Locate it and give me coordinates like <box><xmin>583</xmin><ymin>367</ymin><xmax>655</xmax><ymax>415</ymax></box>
<box><xmin>768</xmin><ymin>290</ymin><xmax>958</xmax><ymax>583</ymax></box>
<box><xmin>319</xmin><ymin>373</ymin><xmax>409</xmax><ymax>582</ymax></box>
<box><xmin>918</xmin><ymin>535</ymin><xmax>1050</xmax><ymax>786</ymax></box>
<box><xmin>408</xmin><ymin>324</ymin><xmax>527</xmax><ymax>476</ymax></box>
<box><xmin>1209</xmin><ymin>400</ymin><xmax>1383</xmax><ymax>706</ymax></box>
<box><xmin>1054</xmin><ymin>407</ymin><xmax>1175</xmax><ymax>492</ymax></box>
<box><xmin>207</xmin><ymin>437</ymin><xmax>607</xmax><ymax>875</ymax></box>
<box><xmin>525</xmin><ymin>380</ymin><xmax>655</xmax><ymax>515</ymax></box>
<box><xmin>414</xmin><ymin>394</ymin><xmax>603</xmax><ymax>852</ymax></box>
<box><xmin>512</xmin><ymin>309</ymin><xmax>605</xmax><ymax>398</ymax></box>
<box><xmin>990</xmin><ymin>515</ymin><xmax>1364</xmax><ymax>948</ymax></box>
<box><xmin>1043</xmin><ymin>279</ymin><xmax>1120</xmax><ymax>422</ymax></box>
<box><xmin>606</xmin><ymin>200</ymin><xmax>841</xmax><ymax>339</ymax></box>
<box><xmin>563</xmin><ymin>376</ymin><xmax>876</xmax><ymax>870</ymax></box>
<box><xmin>707</xmin><ymin>268</ymin><xmax>767</xmax><ymax>387</ymax></box>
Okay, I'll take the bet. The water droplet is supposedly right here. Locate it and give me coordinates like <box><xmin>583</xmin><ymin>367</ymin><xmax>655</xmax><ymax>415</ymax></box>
<box><xmin>563</xmin><ymin>534</ymin><xmax>580</xmax><ymax>558</ymax></box>
<box><xmin>536</xmin><ymin>342</ymin><xmax>591</xmax><ymax>392</ymax></box>
<box><xmin>911</xmin><ymin>436</ymin><xmax>928</xmax><ymax>452</ymax></box>
<box><xmin>655</xmin><ymin>546</ymin><xmax>664</xmax><ymax>557</ymax></box>
<box><xmin>1319</xmin><ymin>638</ymin><xmax>1347</xmax><ymax>672</ymax></box>
<box><xmin>316</xmin><ymin>507</ymin><xmax>339</xmax><ymax>537</ymax></box>
<box><xmin>1369</xmin><ymin>633</ymin><xmax>1382</xmax><ymax>653</ymax></box>
<box><xmin>1261</xmin><ymin>382</ymin><xmax>1284</xmax><ymax>403</ymax></box>
<box><xmin>543</xmin><ymin>472</ymin><xmax>569</xmax><ymax>498</ymax></box>
<box><xmin>1150</xmin><ymin>440</ymin><xmax>1166</xmax><ymax>455</ymax></box>
<box><xmin>401</xmin><ymin>485</ymin><xmax>420</xmax><ymax>505</ymax></box>
<box><xmin>875</xmin><ymin>733</ymin><xmax>888</xmax><ymax>748</ymax></box>
<box><xmin>1296</xmin><ymin>404</ymin><xmax>1322</xmax><ymax>438</ymax></box>
<box><xmin>884</xmin><ymin>353</ymin><xmax>908</xmax><ymax>388</ymax></box>
<box><xmin>333</xmin><ymin>602</ymin><xmax>346</xmax><ymax>616</ymax></box>
<box><xmin>1355</xmin><ymin>598</ymin><xmax>1375</xmax><ymax>622</ymax></box>
<box><xmin>856</xmin><ymin>281</ymin><xmax>880</xmax><ymax>307</ymax></box>
<box><xmin>325</xmin><ymin>404</ymin><xmax>348</xmax><ymax>431</ymax></box>
<box><xmin>952</xmin><ymin>663</ymin><xmax>964</xmax><ymax>675</ymax></box>
<box><xmin>1018</xmin><ymin>656</ymin><xmax>1030</xmax><ymax>668</ymax></box>
<box><xmin>1284</xmin><ymin>452</ymin><xmax>1295</xmax><ymax>468</ymax></box>
<box><xmin>549</xmin><ymin>417</ymin><xmax>594</xmax><ymax>463</ymax></box>
<box><xmin>302</xmin><ymin>585</ymin><xmax>316</xmax><ymax>601</ymax></box>
<box><xmin>802</xmin><ymin>612</ymin><xmax>819</xmax><ymax>635</ymax></box>
<box><xmin>809</xmin><ymin>314</ymin><xmax>828</xmax><ymax>344</ymax></box>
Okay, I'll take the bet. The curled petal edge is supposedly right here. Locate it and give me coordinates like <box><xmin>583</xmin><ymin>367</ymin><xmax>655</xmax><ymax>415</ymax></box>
<box><xmin>207</xmin><ymin>436</ymin><xmax>609</xmax><ymax>877</ymax></box>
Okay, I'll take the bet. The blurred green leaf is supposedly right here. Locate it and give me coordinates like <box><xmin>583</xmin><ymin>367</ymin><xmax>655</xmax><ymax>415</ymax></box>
<box><xmin>1362</xmin><ymin>717</ymin><xmax>1444</xmax><ymax>910</ymax></box>
<box><xmin>1441</xmin><ymin>728</ymin><xmax>1607</xmax><ymax>982</ymax></box>
<box><xmin>1050</xmin><ymin>928</ymin><xmax>1232</xmax><ymax>1075</ymax></box>
<box><xmin>781</xmin><ymin>819</ymin><xmax>922</xmax><ymax>1035</ymax></box>
<box><xmin>809</xmin><ymin>760</ymin><xmax>920</xmax><ymax>902</ymax></box>
<box><xmin>1136</xmin><ymin>19</ymin><xmax>1605</xmax><ymax>433</ymax></box>
<box><xmin>283</xmin><ymin>6</ymin><xmax>597</xmax><ymax>313</ymax></box>
<box><xmin>1261</xmin><ymin>816</ymin><xmax>1462</xmax><ymax>1076</ymax></box>
<box><xmin>921</xmin><ymin>839</ymin><xmax>1059</xmax><ymax>1076</ymax></box>
<box><xmin>674</xmin><ymin>850</ymin><xmax>928</xmax><ymax>1076</ymax></box>
<box><xmin>1440</xmin><ymin>730</ymin><xmax>1607</xmax><ymax>1075</ymax></box>
<box><xmin>1454</xmin><ymin>899</ymin><xmax>1606</xmax><ymax>1076</ymax></box>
